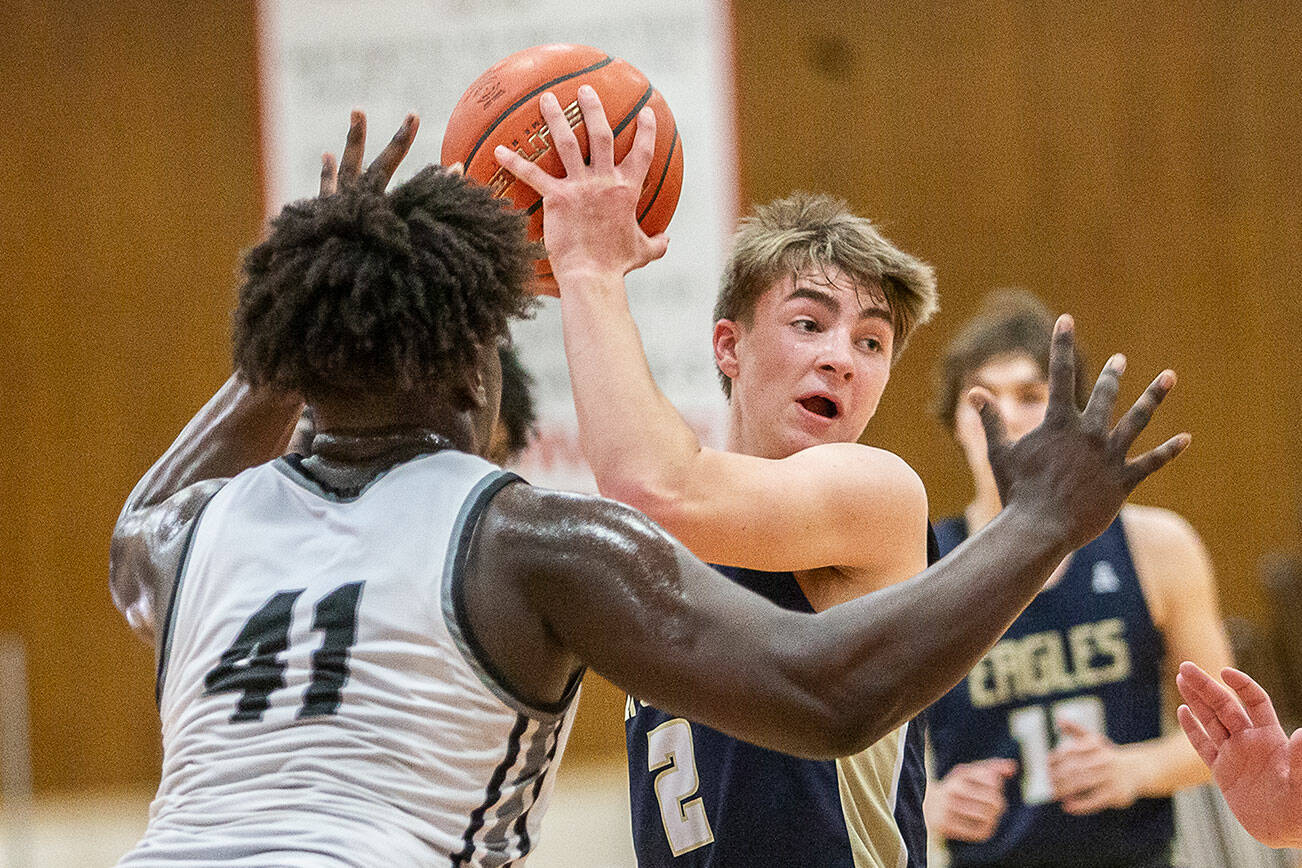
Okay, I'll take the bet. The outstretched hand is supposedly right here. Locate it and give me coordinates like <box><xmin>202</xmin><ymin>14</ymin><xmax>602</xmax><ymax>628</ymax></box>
<box><xmin>493</xmin><ymin>85</ymin><xmax>668</xmax><ymax>285</ymax></box>
<box><xmin>1177</xmin><ymin>662</ymin><xmax>1302</xmax><ymax>848</ymax></box>
<box><xmin>319</xmin><ymin>109</ymin><xmax>420</xmax><ymax>197</ymax></box>
<box><xmin>971</xmin><ymin>315</ymin><xmax>1189</xmax><ymax>552</ymax></box>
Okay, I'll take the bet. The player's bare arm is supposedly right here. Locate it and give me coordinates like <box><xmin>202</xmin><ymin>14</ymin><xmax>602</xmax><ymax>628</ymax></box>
<box><xmin>465</xmin><ymin>320</ymin><xmax>1188</xmax><ymax>756</ymax></box>
<box><xmin>110</xmin><ymin>110</ymin><xmax>418</xmax><ymax>644</ymax></box>
<box><xmin>495</xmin><ymin>86</ymin><xmax>926</xmax><ymax>586</ymax></box>
<box><xmin>110</xmin><ymin>379</ymin><xmax>303</xmax><ymax>643</ymax></box>
<box><xmin>1045</xmin><ymin>505</ymin><xmax>1231</xmax><ymax>814</ymax></box>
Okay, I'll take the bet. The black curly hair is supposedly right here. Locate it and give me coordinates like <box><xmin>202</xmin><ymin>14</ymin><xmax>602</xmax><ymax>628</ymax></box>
<box><xmin>233</xmin><ymin>166</ymin><xmax>537</xmax><ymax>406</ymax></box>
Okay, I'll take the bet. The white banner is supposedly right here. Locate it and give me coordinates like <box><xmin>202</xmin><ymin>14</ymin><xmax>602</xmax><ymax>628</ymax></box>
<box><xmin>261</xmin><ymin>0</ymin><xmax>736</xmax><ymax>490</ymax></box>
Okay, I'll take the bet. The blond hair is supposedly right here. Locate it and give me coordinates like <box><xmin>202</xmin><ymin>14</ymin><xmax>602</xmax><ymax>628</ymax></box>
<box><xmin>714</xmin><ymin>192</ymin><xmax>938</xmax><ymax>396</ymax></box>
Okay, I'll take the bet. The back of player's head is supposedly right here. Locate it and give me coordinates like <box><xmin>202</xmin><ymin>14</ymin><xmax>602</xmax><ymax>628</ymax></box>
<box><xmin>933</xmin><ymin>289</ymin><xmax>1089</xmax><ymax>432</ymax></box>
<box><xmin>232</xmin><ymin>167</ymin><xmax>536</xmax><ymax>407</ymax></box>
<box><xmin>713</xmin><ymin>191</ymin><xmax>938</xmax><ymax>395</ymax></box>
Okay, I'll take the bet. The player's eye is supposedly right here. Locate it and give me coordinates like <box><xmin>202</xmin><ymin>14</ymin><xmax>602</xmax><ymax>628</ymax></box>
<box><xmin>792</xmin><ymin>318</ymin><xmax>820</xmax><ymax>332</ymax></box>
<box><xmin>858</xmin><ymin>337</ymin><xmax>883</xmax><ymax>352</ymax></box>
<box><xmin>1021</xmin><ymin>388</ymin><xmax>1049</xmax><ymax>404</ymax></box>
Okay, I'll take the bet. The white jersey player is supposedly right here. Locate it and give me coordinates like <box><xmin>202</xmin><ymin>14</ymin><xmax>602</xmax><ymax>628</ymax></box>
<box><xmin>110</xmin><ymin>110</ymin><xmax>1188</xmax><ymax>866</ymax></box>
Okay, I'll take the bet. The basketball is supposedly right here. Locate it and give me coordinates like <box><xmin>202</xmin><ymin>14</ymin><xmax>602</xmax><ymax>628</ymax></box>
<box><xmin>442</xmin><ymin>43</ymin><xmax>684</xmax><ymax>292</ymax></box>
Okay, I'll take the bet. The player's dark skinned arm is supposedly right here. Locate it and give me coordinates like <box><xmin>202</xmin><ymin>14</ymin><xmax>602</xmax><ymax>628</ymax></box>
<box><xmin>110</xmin><ymin>378</ymin><xmax>303</xmax><ymax>643</ymax></box>
<box><xmin>109</xmin><ymin>112</ymin><xmax>419</xmax><ymax>645</ymax></box>
<box><xmin>464</xmin><ymin>321</ymin><xmax>1192</xmax><ymax>759</ymax></box>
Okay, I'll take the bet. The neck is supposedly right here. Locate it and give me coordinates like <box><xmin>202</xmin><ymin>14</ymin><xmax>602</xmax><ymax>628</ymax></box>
<box><xmin>724</xmin><ymin>398</ymin><xmax>764</xmax><ymax>458</ymax></box>
<box><xmin>310</xmin><ymin>391</ymin><xmax>483</xmax><ymax>461</ymax></box>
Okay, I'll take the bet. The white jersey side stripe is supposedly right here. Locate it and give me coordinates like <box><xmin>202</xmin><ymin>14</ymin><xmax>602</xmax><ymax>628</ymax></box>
<box><xmin>510</xmin><ymin>714</ymin><xmax>567</xmax><ymax>856</ymax></box>
<box><xmin>453</xmin><ymin>712</ymin><xmax>531</xmax><ymax>867</ymax></box>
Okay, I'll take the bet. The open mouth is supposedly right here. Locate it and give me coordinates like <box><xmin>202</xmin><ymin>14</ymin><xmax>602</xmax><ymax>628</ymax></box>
<box><xmin>798</xmin><ymin>395</ymin><xmax>839</xmax><ymax>419</ymax></box>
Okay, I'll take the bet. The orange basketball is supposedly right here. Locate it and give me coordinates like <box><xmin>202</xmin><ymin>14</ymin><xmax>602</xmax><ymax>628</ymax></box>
<box><xmin>442</xmin><ymin>43</ymin><xmax>684</xmax><ymax>294</ymax></box>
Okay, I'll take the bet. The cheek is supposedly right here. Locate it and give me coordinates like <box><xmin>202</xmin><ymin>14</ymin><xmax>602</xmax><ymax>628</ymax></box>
<box><xmin>1010</xmin><ymin>404</ymin><xmax>1049</xmax><ymax>438</ymax></box>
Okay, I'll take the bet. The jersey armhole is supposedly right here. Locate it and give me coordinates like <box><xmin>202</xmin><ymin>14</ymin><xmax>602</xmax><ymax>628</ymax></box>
<box><xmin>441</xmin><ymin>471</ymin><xmax>584</xmax><ymax>723</ymax></box>
<box><xmin>155</xmin><ymin>493</ymin><xmax>219</xmax><ymax>707</ymax></box>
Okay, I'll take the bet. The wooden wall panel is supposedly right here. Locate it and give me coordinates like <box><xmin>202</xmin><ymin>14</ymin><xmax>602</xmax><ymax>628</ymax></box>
<box><xmin>1</xmin><ymin>0</ymin><xmax>1298</xmax><ymax>791</ymax></box>
<box><xmin>0</xmin><ymin>1</ymin><xmax>264</xmax><ymax>792</ymax></box>
<box><xmin>733</xmin><ymin>0</ymin><xmax>1301</xmax><ymax>620</ymax></box>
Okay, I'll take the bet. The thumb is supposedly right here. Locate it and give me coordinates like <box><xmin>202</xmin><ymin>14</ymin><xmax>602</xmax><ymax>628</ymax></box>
<box><xmin>969</xmin><ymin>386</ymin><xmax>1011</xmax><ymax>503</ymax></box>
<box><xmin>1287</xmin><ymin>727</ymin><xmax>1302</xmax><ymax>766</ymax></box>
<box><xmin>989</xmin><ymin>758</ymin><xmax>1018</xmax><ymax>778</ymax></box>
<box><xmin>645</xmin><ymin>233</ymin><xmax>670</xmax><ymax>262</ymax></box>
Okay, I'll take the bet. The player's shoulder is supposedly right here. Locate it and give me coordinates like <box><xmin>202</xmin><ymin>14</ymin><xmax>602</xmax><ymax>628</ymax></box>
<box><xmin>481</xmin><ymin>479</ymin><xmax>667</xmax><ymax>551</ymax></box>
<box><xmin>1120</xmin><ymin>503</ymin><xmax>1212</xmax><ymax>610</ymax></box>
<box><xmin>111</xmin><ymin>478</ymin><xmax>231</xmax><ymax>645</ymax></box>
<box><xmin>1120</xmin><ymin>503</ymin><xmax>1204</xmax><ymax>552</ymax></box>
<box><xmin>787</xmin><ymin>442</ymin><xmax>927</xmax><ymax>508</ymax></box>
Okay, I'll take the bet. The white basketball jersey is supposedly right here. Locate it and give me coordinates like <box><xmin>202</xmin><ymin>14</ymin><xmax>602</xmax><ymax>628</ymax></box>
<box><xmin>120</xmin><ymin>450</ymin><xmax>580</xmax><ymax>867</ymax></box>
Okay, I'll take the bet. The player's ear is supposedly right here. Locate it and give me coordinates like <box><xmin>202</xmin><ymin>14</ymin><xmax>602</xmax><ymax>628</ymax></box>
<box><xmin>713</xmin><ymin>318</ymin><xmax>742</xmax><ymax>381</ymax></box>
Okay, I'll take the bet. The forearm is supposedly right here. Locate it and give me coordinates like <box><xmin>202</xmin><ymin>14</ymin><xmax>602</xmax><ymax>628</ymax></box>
<box><xmin>558</xmin><ymin>271</ymin><xmax>701</xmax><ymax>504</ymax></box>
<box><xmin>122</xmin><ymin>374</ymin><xmax>303</xmax><ymax>513</ymax></box>
<box><xmin>799</xmin><ymin>505</ymin><xmax>1072</xmax><ymax>750</ymax></box>
<box><xmin>1123</xmin><ymin>732</ymin><xmax>1211</xmax><ymax>797</ymax></box>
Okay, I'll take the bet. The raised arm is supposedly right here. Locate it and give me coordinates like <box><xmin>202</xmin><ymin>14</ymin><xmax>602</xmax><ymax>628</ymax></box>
<box><xmin>473</xmin><ymin>321</ymin><xmax>1190</xmax><ymax>757</ymax></box>
<box><xmin>110</xmin><ymin>110</ymin><xmax>418</xmax><ymax>643</ymax></box>
<box><xmin>110</xmin><ymin>377</ymin><xmax>303</xmax><ymax>642</ymax></box>
<box><xmin>493</xmin><ymin>88</ymin><xmax>920</xmax><ymax>577</ymax></box>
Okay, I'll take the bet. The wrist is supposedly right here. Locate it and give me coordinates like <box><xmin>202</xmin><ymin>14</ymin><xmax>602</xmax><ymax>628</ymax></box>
<box><xmin>991</xmin><ymin>504</ymin><xmax>1074</xmax><ymax>568</ymax></box>
<box><xmin>550</xmin><ymin>259</ymin><xmax>629</xmax><ymax>292</ymax></box>
<box><xmin>1117</xmin><ymin>743</ymin><xmax>1153</xmax><ymax>799</ymax></box>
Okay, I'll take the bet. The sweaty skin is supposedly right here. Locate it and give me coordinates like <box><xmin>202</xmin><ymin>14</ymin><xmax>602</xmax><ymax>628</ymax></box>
<box><xmin>115</xmin><ymin>112</ymin><xmax>1190</xmax><ymax>760</ymax></box>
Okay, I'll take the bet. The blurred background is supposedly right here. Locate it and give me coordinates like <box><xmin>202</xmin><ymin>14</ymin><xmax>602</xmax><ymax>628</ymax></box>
<box><xmin>1</xmin><ymin>0</ymin><xmax>1298</xmax><ymax>864</ymax></box>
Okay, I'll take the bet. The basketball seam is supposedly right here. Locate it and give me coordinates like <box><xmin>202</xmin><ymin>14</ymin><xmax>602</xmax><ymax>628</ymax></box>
<box><xmin>463</xmin><ymin>55</ymin><xmax>615</xmax><ymax>169</ymax></box>
<box><xmin>639</xmin><ymin>123</ymin><xmax>678</xmax><ymax>224</ymax></box>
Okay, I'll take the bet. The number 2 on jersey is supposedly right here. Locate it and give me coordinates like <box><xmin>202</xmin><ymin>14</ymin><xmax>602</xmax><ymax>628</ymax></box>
<box><xmin>1008</xmin><ymin>695</ymin><xmax>1105</xmax><ymax>804</ymax></box>
<box><xmin>647</xmin><ymin>718</ymin><xmax>714</xmax><ymax>856</ymax></box>
<box><xmin>203</xmin><ymin>582</ymin><xmax>364</xmax><ymax>723</ymax></box>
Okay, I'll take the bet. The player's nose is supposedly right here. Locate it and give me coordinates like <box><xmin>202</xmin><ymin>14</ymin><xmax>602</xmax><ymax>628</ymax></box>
<box><xmin>816</xmin><ymin>334</ymin><xmax>855</xmax><ymax>380</ymax></box>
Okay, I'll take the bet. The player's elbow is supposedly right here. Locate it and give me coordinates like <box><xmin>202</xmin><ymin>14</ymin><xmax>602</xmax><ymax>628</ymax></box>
<box><xmin>782</xmin><ymin>690</ymin><xmax>903</xmax><ymax>759</ymax></box>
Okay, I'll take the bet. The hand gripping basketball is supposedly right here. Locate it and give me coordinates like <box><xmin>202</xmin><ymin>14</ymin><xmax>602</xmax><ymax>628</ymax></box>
<box><xmin>494</xmin><ymin>86</ymin><xmax>670</xmax><ymax>287</ymax></box>
<box><xmin>972</xmin><ymin>315</ymin><xmax>1190</xmax><ymax>552</ymax></box>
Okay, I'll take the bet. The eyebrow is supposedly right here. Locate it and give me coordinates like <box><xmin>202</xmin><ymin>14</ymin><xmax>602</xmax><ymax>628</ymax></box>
<box><xmin>786</xmin><ymin>285</ymin><xmax>893</xmax><ymax>324</ymax></box>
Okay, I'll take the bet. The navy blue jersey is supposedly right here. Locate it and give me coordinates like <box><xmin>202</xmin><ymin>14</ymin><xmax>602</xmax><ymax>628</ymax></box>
<box><xmin>625</xmin><ymin>529</ymin><xmax>939</xmax><ymax>868</ymax></box>
<box><xmin>927</xmin><ymin>515</ymin><xmax>1173</xmax><ymax>867</ymax></box>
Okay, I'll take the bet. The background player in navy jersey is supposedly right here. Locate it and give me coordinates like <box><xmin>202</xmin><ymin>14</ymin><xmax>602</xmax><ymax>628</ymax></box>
<box><xmin>923</xmin><ymin>291</ymin><xmax>1232</xmax><ymax>868</ymax></box>
<box><xmin>1178</xmin><ymin>662</ymin><xmax>1302</xmax><ymax>849</ymax></box>
<box><xmin>498</xmin><ymin>86</ymin><xmax>1184</xmax><ymax>868</ymax></box>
